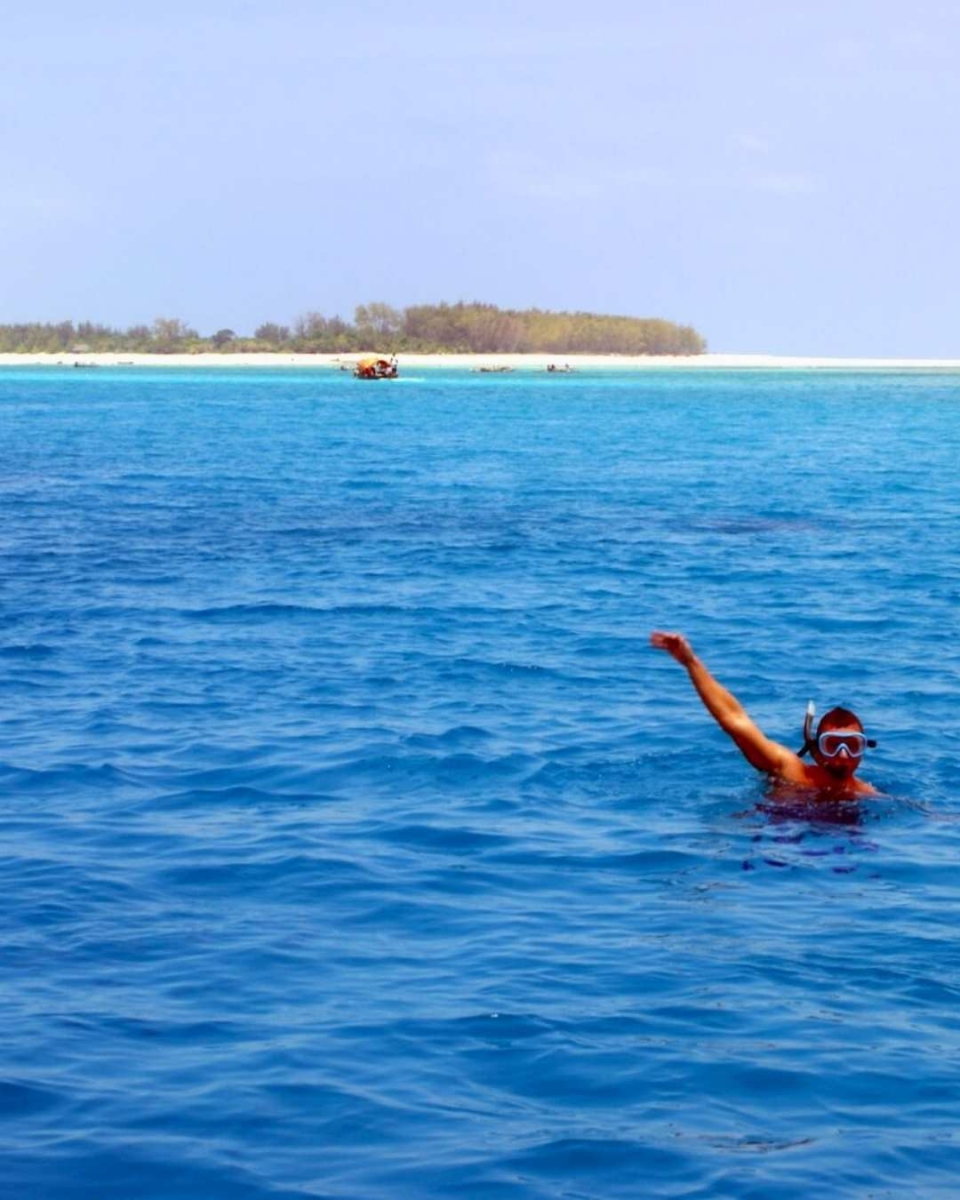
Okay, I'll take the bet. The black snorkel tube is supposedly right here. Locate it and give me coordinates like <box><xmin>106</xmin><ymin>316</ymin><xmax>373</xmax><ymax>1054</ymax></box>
<box><xmin>797</xmin><ymin>701</ymin><xmax>877</xmax><ymax>757</ymax></box>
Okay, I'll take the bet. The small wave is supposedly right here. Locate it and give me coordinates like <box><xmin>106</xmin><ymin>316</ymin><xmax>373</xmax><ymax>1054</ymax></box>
<box><xmin>378</xmin><ymin>823</ymin><xmax>513</xmax><ymax>854</ymax></box>
<box><xmin>697</xmin><ymin>1133</ymin><xmax>815</xmax><ymax>1154</ymax></box>
<box><xmin>148</xmin><ymin>784</ymin><xmax>329</xmax><ymax>811</ymax></box>
<box><xmin>403</xmin><ymin>724</ymin><xmax>496</xmax><ymax>750</ymax></box>
<box><xmin>0</xmin><ymin>642</ymin><xmax>57</xmax><ymax>659</ymax></box>
<box><xmin>0</xmin><ymin>1078</ymin><xmax>59</xmax><ymax>1117</ymax></box>
<box><xmin>501</xmin><ymin>1135</ymin><xmax>686</xmax><ymax>1177</ymax></box>
<box><xmin>187</xmin><ymin>602</ymin><xmax>325</xmax><ymax>622</ymax></box>
<box><xmin>0</xmin><ymin>760</ymin><xmax>143</xmax><ymax>794</ymax></box>
<box><xmin>438</xmin><ymin>656</ymin><xmax>570</xmax><ymax>681</ymax></box>
<box><xmin>159</xmin><ymin>852</ymin><xmax>376</xmax><ymax>892</ymax></box>
<box><xmin>186</xmin><ymin>601</ymin><xmax>413</xmax><ymax>622</ymax></box>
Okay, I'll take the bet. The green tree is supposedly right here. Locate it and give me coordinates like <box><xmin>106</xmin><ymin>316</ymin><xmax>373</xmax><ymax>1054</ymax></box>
<box><xmin>152</xmin><ymin>317</ymin><xmax>197</xmax><ymax>351</ymax></box>
<box><xmin>0</xmin><ymin>304</ymin><xmax>705</xmax><ymax>357</ymax></box>
<box><xmin>254</xmin><ymin>322</ymin><xmax>290</xmax><ymax>344</ymax></box>
<box><xmin>355</xmin><ymin>301</ymin><xmax>402</xmax><ymax>344</ymax></box>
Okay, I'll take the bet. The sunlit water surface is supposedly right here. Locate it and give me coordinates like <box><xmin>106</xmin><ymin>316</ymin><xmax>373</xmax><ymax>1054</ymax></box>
<box><xmin>3</xmin><ymin>366</ymin><xmax>960</xmax><ymax>1197</ymax></box>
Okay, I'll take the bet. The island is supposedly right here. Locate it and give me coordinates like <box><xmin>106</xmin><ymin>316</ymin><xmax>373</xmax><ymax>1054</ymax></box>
<box><xmin>0</xmin><ymin>302</ymin><xmax>706</xmax><ymax>357</ymax></box>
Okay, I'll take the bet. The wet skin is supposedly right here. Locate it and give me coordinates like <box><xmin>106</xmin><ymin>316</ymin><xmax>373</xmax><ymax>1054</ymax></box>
<box><xmin>650</xmin><ymin>630</ymin><xmax>878</xmax><ymax>797</ymax></box>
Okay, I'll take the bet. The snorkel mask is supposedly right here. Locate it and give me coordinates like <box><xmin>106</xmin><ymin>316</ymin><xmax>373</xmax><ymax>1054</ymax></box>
<box><xmin>797</xmin><ymin>701</ymin><xmax>877</xmax><ymax>758</ymax></box>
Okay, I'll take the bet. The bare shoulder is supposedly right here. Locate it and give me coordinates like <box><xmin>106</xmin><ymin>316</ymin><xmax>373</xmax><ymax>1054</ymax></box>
<box><xmin>771</xmin><ymin>749</ymin><xmax>815</xmax><ymax>785</ymax></box>
<box><xmin>852</xmin><ymin>778</ymin><xmax>880</xmax><ymax>796</ymax></box>
<box><xmin>779</xmin><ymin>763</ymin><xmax>879</xmax><ymax>796</ymax></box>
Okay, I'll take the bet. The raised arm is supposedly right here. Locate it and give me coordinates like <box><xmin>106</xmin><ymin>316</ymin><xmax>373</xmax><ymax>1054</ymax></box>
<box><xmin>650</xmin><ymin>631</ymin><xmax>799</xmax><ymax>776</ymax></box>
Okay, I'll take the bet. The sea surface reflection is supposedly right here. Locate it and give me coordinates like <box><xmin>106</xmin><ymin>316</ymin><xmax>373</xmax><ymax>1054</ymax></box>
<box><xmin>2</xmin><ymin>366</ymin><xmax>960</xmax><ymax>1198</ymax></box>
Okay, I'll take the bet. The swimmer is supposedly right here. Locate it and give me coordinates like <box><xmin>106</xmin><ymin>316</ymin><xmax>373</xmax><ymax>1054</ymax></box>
<box><xmin>650</xmin><ymin>631</ymin><xmax>877</xmax><ymax>795</ymax></box>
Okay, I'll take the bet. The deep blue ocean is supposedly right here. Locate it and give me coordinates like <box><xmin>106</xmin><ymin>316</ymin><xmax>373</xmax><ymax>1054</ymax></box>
<box><xmin>3</xmin><ymin>365</ymin><xmax>960</xmax><ymax>1198</ymax></box>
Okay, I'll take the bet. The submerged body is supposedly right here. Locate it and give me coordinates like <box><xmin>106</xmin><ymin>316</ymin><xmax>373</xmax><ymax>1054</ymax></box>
<box><xmin>650</xmin><ymin>631</ymin><xmax>877</xmax><ymax>796</ymax></box>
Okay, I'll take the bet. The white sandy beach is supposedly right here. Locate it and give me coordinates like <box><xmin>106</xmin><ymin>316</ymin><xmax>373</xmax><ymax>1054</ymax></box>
<box><xmin>2</xmin><ymin>352</ymin><xmax>960</xmax><ymax>370</ymax></box>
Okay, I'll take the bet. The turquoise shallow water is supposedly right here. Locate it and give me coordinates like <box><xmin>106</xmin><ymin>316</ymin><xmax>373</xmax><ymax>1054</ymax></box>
<box><xmin>2</xmin><ymin>365</ymin><xmax>960</xmax><ymax>1197</ymax></box>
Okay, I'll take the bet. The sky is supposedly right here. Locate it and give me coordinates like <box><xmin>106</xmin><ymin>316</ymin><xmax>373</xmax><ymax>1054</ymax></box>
<box><xmin>3</xmin><ymin>0</ymin><xmax>959</xmax><ymax>355</ymax></box>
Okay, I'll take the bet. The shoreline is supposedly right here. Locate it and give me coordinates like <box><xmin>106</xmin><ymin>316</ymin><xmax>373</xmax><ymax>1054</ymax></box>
<box><xmin>2</xmin><ymin>351</ymin><xmax>960</xmax><ymax>371</ymax></box>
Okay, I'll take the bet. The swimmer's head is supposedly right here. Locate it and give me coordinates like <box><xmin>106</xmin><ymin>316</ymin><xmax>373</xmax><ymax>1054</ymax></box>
<box><xmin>811</xmin><ymin>706</ymin><xmax>869</xmax><ymax>778</ymax></box>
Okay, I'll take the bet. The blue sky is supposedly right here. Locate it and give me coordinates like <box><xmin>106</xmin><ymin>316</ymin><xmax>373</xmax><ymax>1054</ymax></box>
<box><xmin>3</xmin><ymin>0</ymin><xmax>958</xmax><ymax>354</ymax></box>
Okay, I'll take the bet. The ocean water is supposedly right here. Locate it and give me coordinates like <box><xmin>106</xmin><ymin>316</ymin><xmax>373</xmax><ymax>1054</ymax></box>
<box><xmin>2</xmin><ymin>365</ymin><xmax>960</xmax><ymax>1198</ymax></box>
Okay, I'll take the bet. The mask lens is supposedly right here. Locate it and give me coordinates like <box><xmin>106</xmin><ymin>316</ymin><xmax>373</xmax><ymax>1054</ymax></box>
<box><xmin>819</xmin><ymin>732</ymin><xmax>865</xmax><ymax>757</ymax></box>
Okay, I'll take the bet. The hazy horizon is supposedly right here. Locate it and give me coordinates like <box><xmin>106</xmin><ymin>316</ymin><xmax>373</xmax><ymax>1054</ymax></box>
<box><xmin>4</xmin><ymin>1</ymin><xmax>958</xmax><ymax>356</ymax></box>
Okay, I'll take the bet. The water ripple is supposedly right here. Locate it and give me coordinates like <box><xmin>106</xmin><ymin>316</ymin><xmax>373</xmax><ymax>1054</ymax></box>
<box><xmin>3</xmin><ymin>367</ymin><xmax>960</xmax><ymax>1197</ymax></box>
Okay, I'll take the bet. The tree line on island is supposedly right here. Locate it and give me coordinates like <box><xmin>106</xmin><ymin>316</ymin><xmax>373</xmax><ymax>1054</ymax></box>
<box><xmin>0</xmin><ymin>303</ymin><xmax>705</xmax><ymax>356</ymax></box>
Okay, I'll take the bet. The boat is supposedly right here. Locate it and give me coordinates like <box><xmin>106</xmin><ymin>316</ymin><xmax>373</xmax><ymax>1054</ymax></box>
<box><xmin>476</xmin><ymin>365</ymin><xmax>513</xmax><ymax>373</ymax></box>
<box><xmin>353</xmin><ymin>355</ymin><xmax>398</xmax><ymax>379</ymax></box>
<box><xmin>546</xmin><ymin>363</ymin><xmax>574</xmax><ymax>373</ymax></box>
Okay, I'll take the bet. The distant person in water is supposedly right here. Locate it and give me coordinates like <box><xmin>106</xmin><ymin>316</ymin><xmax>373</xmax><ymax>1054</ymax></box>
<box><xmin>650</xmin><ymin>631</ymin><xmax>877</xmax><ymax>795</ymax></box>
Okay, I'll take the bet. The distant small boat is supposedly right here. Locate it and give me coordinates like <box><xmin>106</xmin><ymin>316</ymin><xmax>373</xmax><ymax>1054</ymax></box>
<box><xmin>72</xmin><ymin>362</ymin><xmax>99</xmax><ymax>369</ymax></box>
<box><xmin>546</xmin><ymin>363</ymin><xmax>574</xmax><ymax>373</ymax></box>
<box><xmin>476</xmin><ymin>365</ymin><xmax>513</xmax><ymax>373</ymax></box>
<box><xmin>354</xmin><ymin>355</ymin><xmax>398</xmax><ymax>379</ymax></box>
